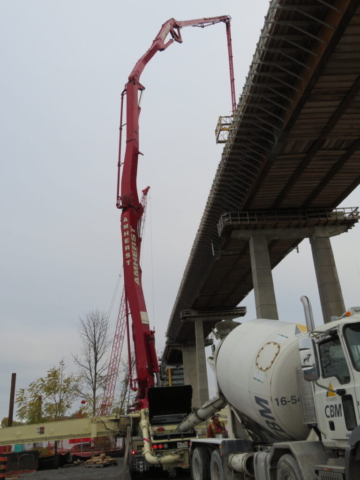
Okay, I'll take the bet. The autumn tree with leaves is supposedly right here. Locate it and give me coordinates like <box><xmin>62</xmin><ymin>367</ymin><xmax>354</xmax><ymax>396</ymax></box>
<box><xmin>1</xmin><ymin>418</ymin><xmax>22</xmax><ymax>428</ymax></box>
<box><xmin>15</xmin><ymin>361</ymin><xmax>79</xmax><ymax>423</ymax></box>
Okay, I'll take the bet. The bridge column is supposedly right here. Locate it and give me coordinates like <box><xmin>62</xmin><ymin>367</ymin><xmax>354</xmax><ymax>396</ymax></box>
<box><xmin>310</xmin><ymin>227</ymin><xmax>345</xmax><ymax>323</ymax></box>
<box><xmin>249</xmin><ymin>235</ymin><xmax>279</xmax><ymax>320</ymax></box>
<box><xmin>194</xmin><ymin>319</ymin><xmax>209</xmax><ymax>406</ymax></box>
<box><xmin>181</xmin><ymin>345</ymin><xmax>200</xmax><ymax>407</ymax></box>
<box><xmin>176</xmin><ymin>307</ymin><xmax>246</xmax><ymax>408</ymax></box>
<box><xmin>181</xmin><ymin>341</ymin><xmax>208</xmax><ymax>408</ymax></box>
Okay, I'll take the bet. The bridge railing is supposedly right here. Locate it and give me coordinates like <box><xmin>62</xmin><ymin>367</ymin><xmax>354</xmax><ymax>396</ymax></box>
<box><xmin>217</xmin><ymin>207</ymin><xmax>360</xmax><ymax>236</ymax></box>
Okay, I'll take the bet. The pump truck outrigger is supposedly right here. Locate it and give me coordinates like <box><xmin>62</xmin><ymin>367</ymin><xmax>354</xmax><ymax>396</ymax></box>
<box><xmin>116</xmin><ymin>15</ymin><xmax>236</xmax><ymax>477</ymax></box>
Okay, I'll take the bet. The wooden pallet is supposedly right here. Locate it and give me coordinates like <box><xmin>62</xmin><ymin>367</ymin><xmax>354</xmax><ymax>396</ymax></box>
<box><xmin>85</xmin><ymin>454</ymin><xmax>117</xmax><ymax>468</ymax></box>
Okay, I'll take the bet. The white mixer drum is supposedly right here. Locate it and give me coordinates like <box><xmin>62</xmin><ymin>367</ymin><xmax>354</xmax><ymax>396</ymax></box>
<box><xmin>215</xmin><ymin>319</ymin><xmax>309</xmax><ymax>442</ymax></box>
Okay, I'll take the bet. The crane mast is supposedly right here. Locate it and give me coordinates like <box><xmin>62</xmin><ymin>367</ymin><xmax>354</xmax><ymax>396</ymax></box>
<box><xmin>117</xmin><ymin>16</ymin><xmax>236</xmax><ymax>410</ymax></box>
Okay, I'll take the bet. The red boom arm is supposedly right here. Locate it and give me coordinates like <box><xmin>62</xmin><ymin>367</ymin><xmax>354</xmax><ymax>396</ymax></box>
<box><xmin>117</xmin><ymin>16</ymin><xmax>236</xmax><ymax>409</ymax></box>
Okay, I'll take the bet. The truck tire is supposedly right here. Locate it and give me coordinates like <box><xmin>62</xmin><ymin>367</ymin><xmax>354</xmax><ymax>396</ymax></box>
<box><xmin>128</xmin><ymin>464</ymin><xmax>140</xmax><ymax>480</ymax></box>
<box><xmin>277</xmin><ymin>454</ymin><xmax>303</xmax><ymax>480</ymax></box>
<box><xmin>210</xmin><ymin>450</ymin><xmax>224</xmax><ymax>480</ymax></box>
<box><xmin>128</xmin><ymin>458</ymin><xmax>148</xmax><ymax>480</ymax></box>
<box><xmin>192</xmin><ymin>447</ymin><xmax>210</xmax><ymax>480</ymax></box>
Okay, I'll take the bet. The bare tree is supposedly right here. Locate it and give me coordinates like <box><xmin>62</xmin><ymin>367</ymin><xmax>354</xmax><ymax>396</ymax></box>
<box><xmin>73</xmin><ymin>310</ymin><xmax>111</xmax><ymax>416</ymax></box>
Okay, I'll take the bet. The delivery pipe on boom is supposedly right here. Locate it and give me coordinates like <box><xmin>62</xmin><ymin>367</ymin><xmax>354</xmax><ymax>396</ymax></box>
<box><xmin>116</xmin><ymin>16</ymin><xmax>236</xmax><ymax>410</ymax></box>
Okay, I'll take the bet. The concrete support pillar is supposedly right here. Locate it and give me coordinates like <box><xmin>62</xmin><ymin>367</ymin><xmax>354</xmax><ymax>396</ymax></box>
<box><xmin>310</xmin><ymin>229</ymin><xmax>345</xmax><ymax>323</ymax></box>
<box><xmin>249</xmin><ymin>235</ymin><xmax>279</xmax><ymax>320</ymax></box>
<box><xmin>194</xmin><ymin>320</ymin><xmax>209</xmax><ymax>406</ymax></box>
<box><xmin>181</xmin><ymin>346</ymin><xmax>200</xmax><ymax>408</ymax></box>
<box><xmin>180</xmin><ymin>321</ymin><xmax>209</xmax><ymax>408</ymax></box>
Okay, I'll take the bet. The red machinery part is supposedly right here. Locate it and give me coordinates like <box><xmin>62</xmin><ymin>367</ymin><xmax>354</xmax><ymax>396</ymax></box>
<box><xmin>117</xmin><ymin>16</ymin><xmax>236</xmax><ymax>409</ymax></box>
<box><xmin>100</xmin><ymin>189</ymin><xmax>150</xmax><ymax>416</ymax></box>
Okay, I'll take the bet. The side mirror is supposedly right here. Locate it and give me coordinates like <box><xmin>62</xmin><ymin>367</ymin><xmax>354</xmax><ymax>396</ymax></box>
<box><xmin>299</xmin><ymin>337</ymin><xmax>320</xmax><ymax>381</ymax></box>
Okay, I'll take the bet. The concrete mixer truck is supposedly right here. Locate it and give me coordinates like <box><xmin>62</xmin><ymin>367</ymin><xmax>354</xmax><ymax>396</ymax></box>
<box><xmin>176</xmin><ymin>298</ymin><xmax>360</xmax><ymax>480</ymax></box>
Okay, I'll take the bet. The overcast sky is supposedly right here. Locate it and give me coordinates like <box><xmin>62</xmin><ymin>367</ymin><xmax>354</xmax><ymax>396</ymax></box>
<box><xmin>1</xmin><ymin>0</ymin><xmax>360</xmax><ymax>420</ymax></box>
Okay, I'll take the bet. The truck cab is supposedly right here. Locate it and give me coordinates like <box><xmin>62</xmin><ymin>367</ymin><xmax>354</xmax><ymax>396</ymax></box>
<box><xmin>300</xmin><ymin>309</ymin><xmax>360</xmax><ymax>477</ymax></box>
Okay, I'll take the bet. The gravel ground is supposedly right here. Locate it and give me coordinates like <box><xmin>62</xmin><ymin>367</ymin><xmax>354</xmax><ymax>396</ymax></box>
<box><xmin>17</xmin><ymin>460</ymin><xmax>191</xmax><ymax>480</ymax></box>
<box><xmin>17</xmin><ymin>460</ymin><xmax>129</xmax><ymax>480</ymax></box>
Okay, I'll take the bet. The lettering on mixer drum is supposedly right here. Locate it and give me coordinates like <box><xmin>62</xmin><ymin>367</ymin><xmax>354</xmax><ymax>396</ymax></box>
<box><xmin>255</xmin><ymin>396</ymin><xmax>293</xmax><ymax>441</ymax></box>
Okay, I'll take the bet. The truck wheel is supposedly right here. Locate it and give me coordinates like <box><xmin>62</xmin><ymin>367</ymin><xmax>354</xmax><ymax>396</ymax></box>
<box><xmin>210</xmin><ymin>450</ymin><xmax>224</xmax><ymax>480</ymax></box>
<box><xmin>128</xmin><ymin>465</ymin><xmax>139</xmax><ymax>480</ymax></box>
<box><xmin>277</xmin><ymin>454</ymin><xmax>303</xmax><ymax>480</ymax></box>
<box><xmin>191</xmin><ymin>447</ymin><xmax>210</xmax><ymax>480</ymax></box>
<box><xmin>128</xmin><ymin>463</ymin><xmax>141</xmax><ymax>480</ymax></box>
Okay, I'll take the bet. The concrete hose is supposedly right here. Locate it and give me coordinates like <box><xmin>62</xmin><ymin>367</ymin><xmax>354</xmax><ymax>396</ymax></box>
<box><xmin>139</xmin><ymin>410</ymin><xmax>182</xmax><ymax>465</ymax></box>
<box><xmin>176</xmin><ymin>395</ymin><xmax>227</xmax><ymax>433</ymax></box>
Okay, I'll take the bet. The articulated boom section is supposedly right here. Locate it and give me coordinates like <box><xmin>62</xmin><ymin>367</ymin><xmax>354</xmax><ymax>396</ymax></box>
<box><xmin>117</xmin><ymin>15</ymin><xmax>235</xmax><ymax>409</ymax></box>
<box><xmin>121</xmin><ymin>209</ymin><xmax>158</xmax><ymax>408</ymax></box>
<box><xmin>100</xmin><ymin>189</ymin><xmax>151</xmax><ymax>416</ymax></box>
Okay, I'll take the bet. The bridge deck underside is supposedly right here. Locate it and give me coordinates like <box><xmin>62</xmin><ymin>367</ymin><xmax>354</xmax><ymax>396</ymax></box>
<box><xmin>166</xmin><ymin>0</ymin><xmax>360</xmax><ymax>349</ymax></box>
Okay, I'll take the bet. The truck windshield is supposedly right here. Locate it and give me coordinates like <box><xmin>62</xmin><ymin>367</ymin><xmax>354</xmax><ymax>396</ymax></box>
<box><xmin>319</xmin><ymin>336</ymin><xmax>350</xmax><ymax>384</ymax></box>
<box><xmin>344</xmin><ymin>323</ymin><xmax>360</xmax><ymax>371</ymax></box>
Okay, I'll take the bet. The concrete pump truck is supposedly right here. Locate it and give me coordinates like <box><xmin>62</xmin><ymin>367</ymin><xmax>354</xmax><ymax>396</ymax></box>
<box><xmin>114</xmin><ymin>15</ymin><xmax>236</xmax><ymax>478</ymax></box>
<box><xmin>0</xmin><ymin>14</ymin><xmax>236</xmax><ymax>479</ymax></box>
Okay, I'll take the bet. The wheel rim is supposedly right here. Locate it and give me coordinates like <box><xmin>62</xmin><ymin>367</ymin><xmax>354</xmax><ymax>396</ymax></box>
<box><xmin>212</xmin><ymin>460</ymin><xmax>220</xmax><ymax>480</ymax></box>
<box><xmin>193</xmin><ymin>457</ymin><xmax>201</xmax><ymax>480</ymax></box>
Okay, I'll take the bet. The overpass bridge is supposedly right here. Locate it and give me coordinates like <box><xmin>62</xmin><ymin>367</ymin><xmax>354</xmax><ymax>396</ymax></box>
<box><xmin>162</xmin><ymin>0</ymin><xmax>360</xmax><ymax>406</ymax></box>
